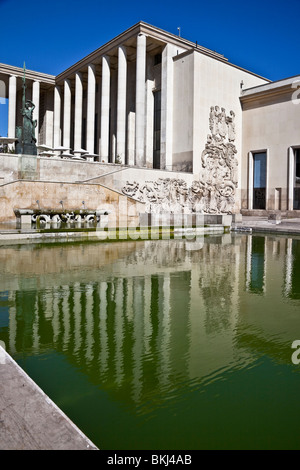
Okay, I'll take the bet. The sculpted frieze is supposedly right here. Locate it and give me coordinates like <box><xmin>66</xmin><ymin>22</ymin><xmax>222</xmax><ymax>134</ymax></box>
<box><xmin>122</xmin><ymin>107</ymin><xmax>239</xmax><ymax>215</ymax></box>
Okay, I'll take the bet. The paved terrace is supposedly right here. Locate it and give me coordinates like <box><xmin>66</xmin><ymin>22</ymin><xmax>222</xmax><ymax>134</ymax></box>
<box><xmin>232</xmin><ymin>216</ymin><xmax>300</xmax><ymax>236</ymax></box>
<box><xmin>0</xmin><ymin>345</ymin><xmax>98</xmax><ymax>450</ymax></box>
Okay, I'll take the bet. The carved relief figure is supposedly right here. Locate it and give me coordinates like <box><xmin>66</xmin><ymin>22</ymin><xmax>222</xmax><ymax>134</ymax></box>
<box><xmin>219</xmin><ymin>108</ymin><xmax>227</xmax><ymax>138</ymax></box>
<box><xmin>226</xmin><ymin>110</ymin><xmax>236</xmax><ymax>142</ymax></box>
<box><xmin>198</xmin><ymin>106</ymin><xmax>238</xmax><ymax>214</ymax></box>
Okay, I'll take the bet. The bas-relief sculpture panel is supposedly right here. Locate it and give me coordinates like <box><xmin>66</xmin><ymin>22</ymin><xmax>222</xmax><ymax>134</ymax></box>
<box><xmin>122</xmin><ymin>107</ymin><xmax>238</xmax><ymax>214</ymax></box>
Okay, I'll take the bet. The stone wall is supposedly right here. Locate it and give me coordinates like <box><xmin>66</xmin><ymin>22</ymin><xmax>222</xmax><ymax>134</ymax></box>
<box><xmin>0</xmin><ymin>179</ymin><xmax>145</xmax><ymax>225</ymax></box>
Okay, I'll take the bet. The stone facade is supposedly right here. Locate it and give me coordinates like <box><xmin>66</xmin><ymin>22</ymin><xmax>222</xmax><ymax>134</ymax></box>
<box><xmin>0</xmin><ymin>21</ymin><xmax>299</xmax><ymax>218</ymax></box>
<box><xmin>241</xmin><ymin>77</ymin><xmax>300</xmax><ymax>214</ymax></box>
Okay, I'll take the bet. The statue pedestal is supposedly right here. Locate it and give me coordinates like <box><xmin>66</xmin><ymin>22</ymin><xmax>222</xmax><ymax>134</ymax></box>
<box><xmin>17</xmin><ymin>154</ymin><xmax>39</xmax><ymax>180</ymax></box>
<box><xmin>15</xmin><ymin>142</ymin><xmax>37</xmax><ymax>155</ymax></box>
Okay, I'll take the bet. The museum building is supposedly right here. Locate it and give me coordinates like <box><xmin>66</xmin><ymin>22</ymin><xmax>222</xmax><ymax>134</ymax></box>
<box><xmin>0</xmin><ymin>21</ymin><xmax>299</xmax><ymax>218</ymax></box>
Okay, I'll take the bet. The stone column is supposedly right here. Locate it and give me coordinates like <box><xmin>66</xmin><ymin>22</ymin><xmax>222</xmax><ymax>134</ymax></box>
<box><xmin>32</xmin><ymin>80</ymin><xmax>40</xmax><ymax>144</ymax></box>
<box><xmin>44</xmin><ymin>91</ymin><xmax>54</xmax><ymax>148</ymax></box>
<box><xmin>8</xmin><ymin>75</ymin><xmax>17</xmax><ymax>140</ymax></box>
<box><xmin>288</xmin><ymin>147</ymin><xmax>294</xmax><ymax>211</ymax></box>
<box><xmin>63</xmin><ymin>79</ymin><xmax>71</xmax><ymax>150</ymax></box>
<box><xmin>117</xmin><ymin>45</ymin><xmax>127</xmax><ymax>164</ymax></box>
<box><xmin>248</xmin><ymin>152</ymin><xmax>253</xmax><ymax>209</ymax></box>
<box><xmin>53</xmin><ymin>85</ymin><xmax>61</xmax><ymax>149</ymax></box>
<box><xmin>145</xmin><ymin>68</ymin><xmax>154</xmax><ymax>168</ymax></box>
<box><xmin>86</xmin><ymin>64</ymin><xmax>96</xmax><ymax>155</ymax></box>
<box><xmin>74</xmin><ymin>72</ymin><xmax>83</xmax><ymax>152</ymax></box>
<box><xmin>161</xmin><ymin>43</ymin><xmax>176</xmax><ymax>170</ymax></box>
<box><xmin>100</xmin><ymin>55</ymin><xmax>110</xmax><ymax>162</ymax></box>
<box><xmin>135</xmin><ymin>33</ymin><xmax>146</xmax><ymax>167</ymax></box>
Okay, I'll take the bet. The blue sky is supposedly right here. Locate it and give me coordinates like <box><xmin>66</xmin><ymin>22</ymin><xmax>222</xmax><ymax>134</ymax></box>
<box><xmin>1</xmin><ymin>0</ymin><xmax>299</xmax><ymax>135</ymax></box>
<box><xmin>1</xmin><ymin>0</ymin><xmax>299</xmax><ymax>79</ymax></box>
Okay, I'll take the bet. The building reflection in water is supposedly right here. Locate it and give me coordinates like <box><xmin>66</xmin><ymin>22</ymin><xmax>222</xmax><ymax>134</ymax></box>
<box><xmin>0</xmin><ymin>234</ymin><xmax>300</xmax><ymax>410</ymax></box>
<box><xmin>285</xmin><ymin>238</ymin><xmax>300</xmax><ymax>299</ymax></box>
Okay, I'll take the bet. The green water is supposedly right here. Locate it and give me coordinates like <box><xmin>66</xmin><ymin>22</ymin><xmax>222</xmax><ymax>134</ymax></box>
<box><xmin>0</xmin><ymin>233</ymin><xmax>300</xmax><ymax>450</ymax></box>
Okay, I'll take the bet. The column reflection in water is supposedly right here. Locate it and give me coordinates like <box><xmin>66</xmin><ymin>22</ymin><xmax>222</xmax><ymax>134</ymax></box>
<box><xmin>143</xmin><ymin>276</ymin><xmax>152</xmax><ymax>359</ymax></box>
<box><xmin>1</xmin><ymin>236</ymin><xmax>300</xmax><ymax>449</ymax></box>
<box><xmin>246</xmin><ymin>235</ymin><xmax>266</xmax><ymax>294</ymax></box>
<box><xmin>132</xmin><ymin>277</ymin><xmax>144</xmax><ymax>403</ymax></box>
<box><xmin>73</xmin><ymin>282</ymin><xmax>82</xmax><ymax>358</ymax></box>
<box><xmin>290</xmin><ymin>239</ymin><xmax>300</xmax><ymax>299</ymax></box>
<box><xmin>99</xmin><ymin>281</ymin><xmax>108</xmax><ymax>377</ymax></box>
<box><xmin>114</xmin><ymin>278</ymin><xmax>124</xmax><ymax>387</ymax></box>
<box><xmin>8</xmin><ymin>295</ymin><xmax>17</xmax><ymax>355</ymax></box>
<box><xmin>85</xmin><ymin>283</ymin><xmax>94</xmax><ymax>364</ymax></box>
<box><xmin>62</xmin><ymin>285</ymin><xmax>71</xmax><ymax>352</ymax></box>
<box><xmin>284</xmin><ymin>238</ymin><xmax>300</xmax><ymax>299</ymax></box>
<box><xmin>32</xmin><ymin>295</ymin><xmax>39</xmax><ymax>353</ymax></box>
<box><xmin>51</xmin><ymin>287</ymin><xmax>59</xmax><ymax>345</ymax></box>
<box><xmin>159</xmin><ymin>274</ymin><xmax>171</xmax><ymax>389</ymax></box>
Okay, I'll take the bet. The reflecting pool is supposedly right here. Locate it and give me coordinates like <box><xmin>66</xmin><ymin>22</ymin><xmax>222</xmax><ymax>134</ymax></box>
<box><xmin>0</xmin><ymin>233</ymin><xmax>300</xmax><ymax>450</ymax></box>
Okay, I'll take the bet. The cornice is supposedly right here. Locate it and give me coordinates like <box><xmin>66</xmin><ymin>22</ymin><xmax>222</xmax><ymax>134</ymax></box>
<box><xmin>240</xmin><ymin>76</ymin><xmax>300</xmax><ymax>104</ymax></box>
<box><xmin>0</xmin><ymin>63</ymin><xmax>55</xmax><ymax>84</ymax></box>
<box><xmin>55</xmin><ymin>21</ymin><xmax>228</xmax><ymax>83</ymax></box>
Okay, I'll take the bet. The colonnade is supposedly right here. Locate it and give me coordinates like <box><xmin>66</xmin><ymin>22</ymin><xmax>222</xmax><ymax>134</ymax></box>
<box><xmin>6</xmin><ymin>34</ymin><xmax>180</xmax><ymax>168</ymax></box>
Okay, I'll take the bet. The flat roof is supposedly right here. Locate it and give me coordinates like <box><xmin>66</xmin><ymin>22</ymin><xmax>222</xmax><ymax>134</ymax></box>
<box><xmin>241</xmin><ymin>74</ymin><xmax>300</xmax><ymax>98</ymax></box>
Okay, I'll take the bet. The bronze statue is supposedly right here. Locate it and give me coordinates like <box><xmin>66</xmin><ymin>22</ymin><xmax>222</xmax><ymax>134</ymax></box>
<box><xmin>15</xmin><ymin>63</ymin><xmax>37</xmax><ymax>155</ymax></box>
